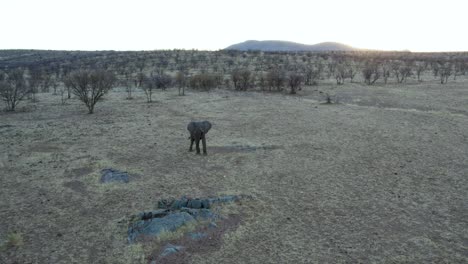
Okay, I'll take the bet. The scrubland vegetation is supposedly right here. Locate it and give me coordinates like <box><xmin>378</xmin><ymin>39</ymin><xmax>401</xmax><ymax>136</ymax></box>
<box><xmin>1</xmin><ymin>49</ymin><xmax>467</xmax><ymax>112</ymax></box>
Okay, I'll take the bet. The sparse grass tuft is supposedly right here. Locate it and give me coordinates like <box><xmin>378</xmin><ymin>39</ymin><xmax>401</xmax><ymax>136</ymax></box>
<box><xmin>122</xmin><ymin>244</ymin><xmax>146</xmax><ymax>264</ymax></box>
<box><xmin>1</xmin><ymin>232</ymin><xmax>24</xmax><ymax>250</ymax></box>
<box><xmin>156</xmin><ymin>221</ymin><xmax>198</xmax><ymax>243</ymax></box>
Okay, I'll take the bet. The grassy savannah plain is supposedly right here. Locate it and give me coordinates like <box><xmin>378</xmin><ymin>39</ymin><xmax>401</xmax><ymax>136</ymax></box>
<box><xmin>1</xmin><ymin>78</ymin><xmax>467</xmax><ymax>263</ymax></box>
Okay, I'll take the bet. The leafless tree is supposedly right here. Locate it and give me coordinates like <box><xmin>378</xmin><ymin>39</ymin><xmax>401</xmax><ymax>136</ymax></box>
<box><xmin>51</xmin><ymin>78</ymin><xmax>59</xmax><ymax>95</ymax></box>
<box><xmin>392</xmin><ymin>62</ymin><xmax>412</xmax><ymax>83</ymax></box>
<box><xmin>0</xmin><ymin>69</ymin><xmax>30</xmax><ymax>111</ymax></box>
<box><xmin>398</xmin><ymin>65</ymin><xmax>412</xmax><ymax>83</ymax></box>
<box><xmin>58</xmin><ymin>85</ymin><xmax>68</xmax><ymax>105</ymax></box>
<box><xmin>66</xmin><ymin>70</ymin><xmax>116</xmax><ymax>113</ymax></box>
<box><xmin>41</xmin><ymin>72</ymin><xmax>52</xmax><ymax>92</ymax></box>
<box><xmin>362</xmin><ymin>63</ymin><xmax>380</xmax><ymax>85</ymax></box>
<box><xmin>335</xmin><ymin>64</ymin><xmax>346</xmax><ymax>85</ymax></box>
<box><xmin>62</xmin><ymin>75</ymin><xmax>73</xmax><ymax>99</ymax></box>
<box><xmin>175</xmin><ymin>71</ymin><xmax>186</xmax><ymax>96</ymax></box>
<box><xmin>266</xmin><ymin>68</ymin><xmax>285</xmax><ymax>91</ymax></box>
<box><xmin>415</xmin><ymin>62</ymin><xmax>427</xmax><ymax>82</ymax></box>
<box><xmin>139</xmin><ymin>74</ymin><xmax>155</xmax><ymax>102</ymax></box>
<box><xmin>347</xmin><ymin>62</ymin><xmax>357</xmax><ymax>83</ymax></box>
<box><xmin>381</xmin><ymin>62</ymin><xmax>391</xmax><ymax>84</ymax></box>
<box><xmin>152</xmin><ymin>71</ymin><xmax>172</xmax><ymax>91</ymax></box>
<box><xmin>302</xmin><ymin>64</ymin><xmax>321</xmax><ymax>86</ymax></box>
<box><xmin>121</xmin><ymin>72</ymin><xmax>134</xmax><ymax>99</ymax></box>
<box><xmin>28</xmin><ymin>67</ymin><xmax>42</xmax><ymax>102</ymax></box>
<box><xmin>231</xmin><ymin>68</ymin><xmax>252</xmax><ymax>91</ymax></box>
<box><xmin>189</xmin><ymin>73</ymin><xmax>220</xmax><ymax>91</ymax></box>
<box><xmin>287</xmin><ymin>72</ymin><xmax>303</xmax><ymax>94</ymax></box>
<box><xmin>439</xmin><ymin>63</ymin><xmax>452</xmax><ymax>84</ymax></box>
<box><xmin>134</xmin><ymin>72</ymin><xmax>146</xmax><ymax>90</ymax></box>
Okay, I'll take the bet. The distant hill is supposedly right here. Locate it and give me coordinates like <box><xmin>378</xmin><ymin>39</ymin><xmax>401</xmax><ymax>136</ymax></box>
<box><xmin>225</xmin><ymin>40</ymin><xmax>357</xmax><ymax>52</ymax></box>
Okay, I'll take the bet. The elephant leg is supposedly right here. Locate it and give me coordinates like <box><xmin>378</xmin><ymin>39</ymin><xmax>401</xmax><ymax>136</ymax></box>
<box><xmin>202</xmin><ymin>134</ymin><xmax>207</xmax><ymax>155</ymax></box>
<box><xmin>195</xmin><ymin>138</ymin><xmax>201</xmax><ymax>154</ymax></box>
<box><xmin>189</xmin><ymin>138</ymin><xmax>194</xmax><ymax>152</ymax></box>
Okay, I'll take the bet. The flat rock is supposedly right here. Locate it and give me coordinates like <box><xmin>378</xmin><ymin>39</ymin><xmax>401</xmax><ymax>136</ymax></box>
<box><xmin>188</xmin><ymin>232</ymin><xmax>208</xmax><ymax>240</ymax></box>
<box><xmin>160</xmin><ymin>244</ymin><xmax>184</xmax><ymax>257</ymax></box>
<box><xmin>100</xmin><ymin>168</ymin><xmax>129</xmax><ymax>183</ymax></box>
<box><xmin>128</xmin><ymin>212</ymin><xmax>195</xmax><ymax>243</ymax></box>
<box><xmin>158</xmin><ymin>195</ymin><xmax>241</xmax><ymax>210</ymax></box>
<box><xmin>180</xmin><ymin>208</ymin><xmax>218</xmax><ymax>220</ymax></box>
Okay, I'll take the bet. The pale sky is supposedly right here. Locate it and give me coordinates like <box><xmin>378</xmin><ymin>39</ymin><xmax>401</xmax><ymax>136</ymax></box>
<box><xmin>1</xmin><ymin>0</ymin><xmax>467</xmax><ymax>52</ymax></box>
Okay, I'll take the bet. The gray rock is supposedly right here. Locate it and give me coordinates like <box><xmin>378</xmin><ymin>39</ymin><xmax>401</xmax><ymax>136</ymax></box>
<box><xmin>187</xmin><ymin>199</ymin><xmax>202</xmax><ymax>209</ymax></box>
<box><xmin>216</xmin><ymin>195</ymin><xmax>240</xmax><ymax>203</ymax></box>
<box><xmin>128</xmin><ymin>212</ymin><xmax>195</xmax><ymax>243</ymax></box>
<box><xmin>160</xmin><ymin>244</ymin><xmax>184</xmax><ymax>257</ymax></box>
<box><xmin>135</xmin><ymin>209</ymin><xmax>170</xmax><ymax>221</ymax></box>
<box><xmin>180</xmin><ymin>208</ymin><xmax>217</xmax><ymax>220</ymax></box>
<box><xmin>157</xmin><ymin>195</ymin><xmax>241</xmax><ymax>210</ymax></box>
<box><xmin>100</xmin><ymin>168</ymin><xmax>129</xmax><ymax>183</ymax></box>
<box><xmin>188</xmin><ymin>232</ymin><xmax>208</xmax><ymax>240</ymax></box>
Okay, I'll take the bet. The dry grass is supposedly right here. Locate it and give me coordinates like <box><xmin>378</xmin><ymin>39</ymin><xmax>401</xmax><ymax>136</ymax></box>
<box><xmin>0</xmin><ymin>80</ymin><xmax>467</xmax><ymax>263</ymax></box>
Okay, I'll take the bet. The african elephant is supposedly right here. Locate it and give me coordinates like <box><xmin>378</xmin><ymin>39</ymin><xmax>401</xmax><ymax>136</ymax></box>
<box><xmin>187</xmin><ymin>121</ymin><xmax>212</xmax><ymax>155</ymax></box>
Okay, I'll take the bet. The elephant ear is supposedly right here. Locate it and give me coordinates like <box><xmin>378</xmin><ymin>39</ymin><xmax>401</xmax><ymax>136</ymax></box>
<box><xmin>187</xmin><ymin>122</ymin><xmax>195</xmax><ymax>132</ymax></box>
<box><xmin>201</xmin><ymin>121</ymin><xmax>212</xmax><ymax>133</ymax></box>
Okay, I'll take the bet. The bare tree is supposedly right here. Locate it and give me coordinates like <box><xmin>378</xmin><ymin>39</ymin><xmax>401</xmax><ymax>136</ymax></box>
<box><xmin>302</xmin><ymin>64</ymin><xmax>321</xmax><ymax>86</ymax></box>
<box><xmin>347</xmin><ymin>62</ymin><xmax>357</xmax><ymax>83</ymax></box>
<box><xmin>28</xmin><ymin>67</ymin><xmax>42</xmax><ymax>102</ymax></box>
<box><xmin>0</xmin><ymin>69</ymin><xmax>30</xmax><ymax>111</ymax></box>
<box><xmin>41</xmin><ymin>71</ymin><xmax>52</xmax><ymax>92</ymax></box>
<box><xmin>134</xmin><ymin>72</ymin><xmax>145</xmax><ymax>88</ymax></box>
<box><xmin>439</xmin><ymin>63</ymin><xmax>452</xmax><ymax>84</ymax></box>
<box><xmin>399</xmin><ymin>65</ymin><xmax>412</xmax><ymax>83</ymax></box>
<box><xmin>139</xmin><ymin>74</ymin><xmax>155</xmax><ymax>102</ymax></box>
<box><xmin>362</xmin><ymin>63</ymin><xmax>380</xmax><ymax>85</ymax></box>
<box><xmin>392</xmin><ymin>61</ymin><xmax>412</xmax><ymax>83</ymax></box>
<box><xmin>266</xmin><ymin>68</ymin><xmax>285</xmax><ymax>91</ymax></box>
<box><xmin>287</xmin><ymin>72</ymin><xmax>303</xmax><ymax>94</ymax></box>
<box><xmin>231</xmin><ymin>68</ymin><xmax>252</xmax><ymax>91</ymax></box>
<box><xmin>381</xmin><ymin>62</ymin><xmax>391</xmax><ymax>84</ymax></box>
<box><xmin>335</xmin><ymin>64</ymin><xmax>346</xmax><ymax>85</ymax></box>
<box><xmin>152</xmin><ymin>71</ymin><xmax>172</xmax><ymax>91</ymax></box>
<box><xmin>62</xmin><ymin>74</ymin><xmax>73</xmax><ymax>99</ymax></box>
<box><xmin>51</xmin><ymin>78</ymin><xmax>59</xmax><ymax>95</ymax></box>
<box><xmin>415</xmin><ymin>61</ymin><xmax>427</xmax><ymax>82</ymax></box>
<box><xmin>175</xmin><ymin>71</ymin><xmax>186</xmax><ymax>96</ymax></box>
<box><xmin>66</xmin><ymin>70</ymin><xmax>116</xmax><ymax>113</ymax></box>
<box><xmin>58</xmin><ymin>85</ymin><xmax>68</xmax><ymax>105</ymax></box>
<box><xmin>189</xmin><ymin>73</ymin><xmax>220</xmax><ymax>91</ymax></box>
<box><xmin>121</xmin><ymin>72</ymin><xmax>134</xmax><ymax>99</ymax></box>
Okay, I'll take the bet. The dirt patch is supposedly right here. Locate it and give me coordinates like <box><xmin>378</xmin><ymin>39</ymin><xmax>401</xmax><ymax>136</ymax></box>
<box><xmin>63</xmin><ymin>180</ymin><xmax>87</xmax><ymax>194</ymax></box>
<box><xmin>64</xmin><ymin>167</ymin><xmax>94</xmax><ymax>178</ymax></box>
<box><xmin>29</xmin><ymin>143</ymin><xmax>62</xmax><ymax>153</ymax></box>
<box><xmin>210</xmin><ymin>145</ymin><xmax>282</xmax><ymax>154</ymax></box>
<box><xmin>149</xmin><ymin>214</ymin><xmax>242</xmax><ymax>264</ymax></box>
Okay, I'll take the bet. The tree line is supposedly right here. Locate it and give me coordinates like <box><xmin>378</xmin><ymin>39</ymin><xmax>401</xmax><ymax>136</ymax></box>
<box><xmin>1</xmin><ymin>50</ymin><xmax>467</xmax><ymax>113</ymax></box>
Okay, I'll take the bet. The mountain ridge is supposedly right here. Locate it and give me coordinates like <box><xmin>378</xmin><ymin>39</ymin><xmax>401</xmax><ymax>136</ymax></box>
<box><xmin>225</xmin><ymin>40</ymin><xmax>357</xmax><ymax>51</ymax></box>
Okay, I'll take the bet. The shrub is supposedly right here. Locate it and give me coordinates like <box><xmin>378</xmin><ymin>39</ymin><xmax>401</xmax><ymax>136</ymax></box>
<box><xmin>0</xmin><ymin>69</ymin><xmax>29</xmax><ymax>111</ymax></box>
<box><xmin>66</xmin><ymin>70</ymin><xmax>116</xmax><ymax>113</ymax></box>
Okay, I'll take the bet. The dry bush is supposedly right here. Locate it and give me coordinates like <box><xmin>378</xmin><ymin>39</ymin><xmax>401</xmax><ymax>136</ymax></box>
<box><xmin>0</xmin><ymin>69</ymin><xmax>29</xmax><ymax>111</ymax></box>
<box><xmin>231</xmin><ymin>68</ymin><xmax>253</xmax><ymax>91</ymax></box>
<box><xmin>189</xmin><ymin>73</ymin><xmax>221</xmax><ymax>91</ymax></box>
<box><xmin>266</xmin><ymin>68</ymin><xmax>285</xmax><ymax>91</ymax></box>
<box><xmin>175</xmin><ymin>71</ymin><xmax>186</xmax><ymax>96</ymax></box>
<box><xmin>287</xmin><ymin>72</ymin><xmax>303</xmax><ymax>94</ymax></box>
<box><xmin>66</xmin><ymin>70</ymin><xmax>116</xmax><ymax>113</ymax></box>
<box><xmin>362</xmin><ymin>63</ymin><xmax>380</xmax><ymax>85</ymax></box>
